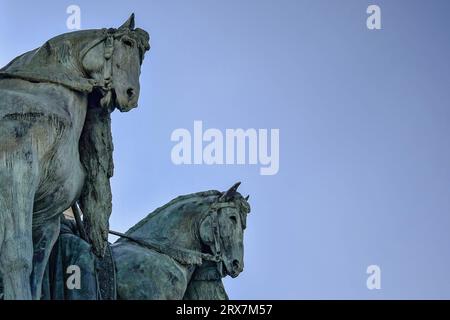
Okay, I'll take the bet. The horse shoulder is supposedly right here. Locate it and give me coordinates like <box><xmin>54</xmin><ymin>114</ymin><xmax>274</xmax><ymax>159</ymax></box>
<box><xmin>0</xmin><ymin>80</ymin><xmax>82</xmax><ymax>129</ymax></box>
<box><xmin>112</xmin><ymin>242</ymin><xmax>189</xmax><ymax>300</ymax></box>
<box><xmin>0</xmin><ymin>82</ymin><xmax>80</xmax><ymax>158</ymax></box>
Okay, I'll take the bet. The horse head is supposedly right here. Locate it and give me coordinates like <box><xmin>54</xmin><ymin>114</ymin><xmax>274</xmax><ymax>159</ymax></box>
<box><xmin>199</xmin><ymin>182</ymin><xmax>251</xmax><ymax>278</ymax></box>
<box><xmin>81</xmin><ymin>13</ymin><xmax>150</xmax><ymax>112</ymax></box>
<box><xmin>0</xmin><ymin>14</ymin><xmax>149</xmax><ymax>113</ymax></box>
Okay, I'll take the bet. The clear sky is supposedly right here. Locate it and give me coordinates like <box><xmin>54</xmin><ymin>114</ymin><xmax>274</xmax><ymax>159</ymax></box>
<box><xmin>1</xmin><ymin>0</ymin><xmax>450</xmax><ymax>299</ymax></box>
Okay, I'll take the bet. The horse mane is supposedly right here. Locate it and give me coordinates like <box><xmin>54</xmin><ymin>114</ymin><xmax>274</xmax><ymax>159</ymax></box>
<box><xmin>124</xmin><ymin>190</ymin><xmax>222</xmax><ymax>237</ymax></box>
<box><xmin>113</xmin><ymin>190</ymin><xmax>221</xmax><ymax>265</ymax></box>
<box><xmin>0</xmin><ymin>29</ymin><xmax>105</xmax><ymax>92</ymax></box>
<box><xmin>118</xmin><ymin>189</ymin><xmax>251</xmax><ymax>266</ymax></box>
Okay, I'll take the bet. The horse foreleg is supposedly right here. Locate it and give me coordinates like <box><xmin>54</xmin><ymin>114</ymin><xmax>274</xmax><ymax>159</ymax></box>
<box><xmin>31</xmin><ymin>217</ymin><xmax>60</xmax><ymax>300</ymax></box>
<box><xmin>0</xmin><ymin>233</ymin><xmax>33</xmax><ymax>300</ymax></box>
<box><xmin>0</xmin><ymin>156</ymin><xmax>37</xmax><ymax>300</ymax></box>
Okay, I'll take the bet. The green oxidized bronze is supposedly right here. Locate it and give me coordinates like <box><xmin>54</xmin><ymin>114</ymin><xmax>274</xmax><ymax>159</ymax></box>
<box><xmin>0</xmin><ymin>14</ymin><xmax>149</xmax><ymax>299</ymax></box>
<box><xmin>0</xmin><ymin>14</ymin><xmax>250</xmax><ymax>300</ymax></box>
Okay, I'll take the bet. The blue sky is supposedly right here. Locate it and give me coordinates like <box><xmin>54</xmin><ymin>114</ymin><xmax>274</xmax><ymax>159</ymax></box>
<box><xmin>1</xmin><ymin>0</ymin><xmax>450</xmax><ymax>299</ymax></box>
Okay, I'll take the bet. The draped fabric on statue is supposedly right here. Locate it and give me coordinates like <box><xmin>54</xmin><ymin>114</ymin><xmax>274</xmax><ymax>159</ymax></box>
<box><xmin>41</xmin><ymin>218</ymin><xmax>98</xmax><ymax>300</ymax></box>
<box><xmin>0</xmin><ymin>15</ymin><xmax>150</xmax><ymax>299</ymax></box>
<box><xmin>0</xmin><ymin>219</ymin><xmax>98</xmax><ymax>300</ymax></box>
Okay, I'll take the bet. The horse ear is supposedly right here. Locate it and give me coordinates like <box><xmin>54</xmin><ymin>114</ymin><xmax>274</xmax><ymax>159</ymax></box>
<box><xmin>220</xmin><ymin>181</ymin><xmax>241</xmax><ymax>201</ymax></box>
<box><xmin>199</xmin><ymin>215</ymin><xmax>215</xmax><ymax>245</ymax></box>
<box><xmin>119</xmin><ymin>13</ymin><xmax>135</xmax><ymax>30</ymax></box>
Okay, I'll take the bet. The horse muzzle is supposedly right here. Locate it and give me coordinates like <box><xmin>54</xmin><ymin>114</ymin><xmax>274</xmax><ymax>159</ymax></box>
<box><xmin>115</xmin><ymin>86</ymin><xmax>139</xmax><ymax>112</ymax></box>
<box><xmin>223</xmin><ymin>259</ymin><xmax>244</xmax><ymax>278</ymax></box>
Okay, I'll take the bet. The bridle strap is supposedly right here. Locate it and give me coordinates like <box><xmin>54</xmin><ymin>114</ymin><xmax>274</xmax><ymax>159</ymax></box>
<box><xmin>98</xmin><ymin>35</ymin><xmax>115</xmax><ymax>108</ymax></box>
<box><xmin>79</xmin><ymin>31</ymin><xmax>120</xmax><ymax>94</ymax></box>
<box><xmin>206</xmin><ymin>201</ymin><xmax>236</xmax><ymax>276</ymax></box>
<box><xmin>102</xmin><ymin>35</ymin><xmax>114</xmax><ymax>91</ymax></box>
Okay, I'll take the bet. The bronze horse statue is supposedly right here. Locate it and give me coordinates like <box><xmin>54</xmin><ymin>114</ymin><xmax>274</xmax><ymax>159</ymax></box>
<box><xmin>0</xmin><ymin>183</ymin><xmax>251</xmax><ymax>300</ymax></box>
<box><xmin>0</xmin><ymin>15</ymin><xmax>150</xmax><ymax>299</ymax></box>
<box><xmin>113</xmin><ymin>183</ymin><xmax>250</xmax><ymax>299</ymax></box>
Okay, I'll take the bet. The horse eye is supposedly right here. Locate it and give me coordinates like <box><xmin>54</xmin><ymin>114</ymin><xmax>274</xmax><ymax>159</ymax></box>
<box><xmin>229</xmin><ymin>216</ymin><xmax>237</xmax><ymax>223</ymax></box>
<box><xmin>122</xmin><ymin>38</ymin><xmax>134</xmax><ymax>48</ymax></box>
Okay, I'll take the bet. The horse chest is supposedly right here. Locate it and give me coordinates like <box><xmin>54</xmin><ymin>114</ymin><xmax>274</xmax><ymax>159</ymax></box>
<box><xmin>33</xmin><ymin>146</ymin><xmax>85</xmax><ymax>222</ymax></box>
<box><xmin>31</xmin><ymin>96</ymin><xmax>87</xmax><ymax>222</ymax></box>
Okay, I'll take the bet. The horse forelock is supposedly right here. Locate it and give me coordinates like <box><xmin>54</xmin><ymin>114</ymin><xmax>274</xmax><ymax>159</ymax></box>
<box><xmin>231</xmin><ymin>193</ymin><xmax>251</xmax><ymax>229</ymax></box>
<box><xmin>131</xmin><ymin>28</ymin><xmax>151</xmax><ymax>62</ymax></box>
<box><xmin>102</xmin><ymin>27</ymin><xmax>150</xmax><ymax>63</ymax></box>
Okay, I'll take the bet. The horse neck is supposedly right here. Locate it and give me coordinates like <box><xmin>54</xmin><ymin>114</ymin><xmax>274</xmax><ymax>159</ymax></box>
<box><xmin>127</xmin><ymin>197</ymin><xmax>213</xmax><ymax>252</ymax></box>
<box><xmin>1</xmin><ymin>30</ymin><xmax>107</xmax><ymax>94</ymax></box>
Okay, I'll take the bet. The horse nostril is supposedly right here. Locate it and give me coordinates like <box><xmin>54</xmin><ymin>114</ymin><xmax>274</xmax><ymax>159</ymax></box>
<box><xmin>232</xmin><ymin>259</ymin><xmax>240</xmax><ymax>270</ymax></box>
<box><xmin>127</xmin><ymin>88</ymin><xmax>135</xmax><ymax>99</ymax></box>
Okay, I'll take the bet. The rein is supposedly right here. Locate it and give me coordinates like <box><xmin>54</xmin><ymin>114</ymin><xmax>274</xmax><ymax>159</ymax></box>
<box><xmin>108</xmin><ymin>230</ymin><xmax>221</xmax><ymax>265</ymax></box>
